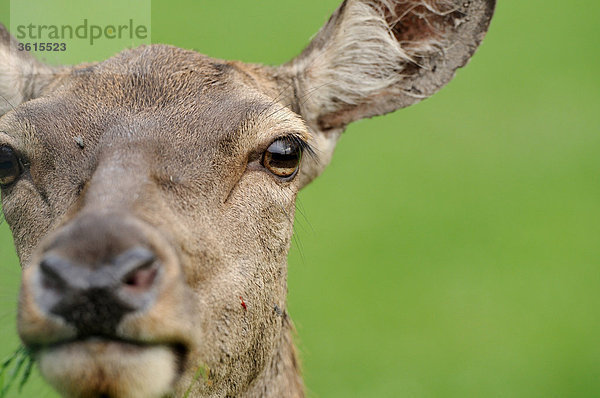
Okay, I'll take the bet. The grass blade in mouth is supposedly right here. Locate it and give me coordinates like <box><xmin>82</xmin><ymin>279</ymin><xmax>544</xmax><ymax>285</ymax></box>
<box><xmin>0</xmin><ymin>346</ymin><xmax>34</xmax><ymax>397</ymax></box>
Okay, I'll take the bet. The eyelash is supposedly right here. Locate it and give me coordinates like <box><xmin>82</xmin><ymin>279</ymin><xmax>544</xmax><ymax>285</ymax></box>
<box><xmin>279</xmin><ymin>134</ymin><xmax>316</xmax><ymax>159</ymax></box>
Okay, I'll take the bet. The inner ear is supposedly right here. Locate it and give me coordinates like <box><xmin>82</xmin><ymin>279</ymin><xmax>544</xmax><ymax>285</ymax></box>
<box><xmin>380</xmin><ymin>1</ymin><xmax>472</xmax><ymax>77</ymax></box>
<box><xmin>388</xmin><ymin>1</ymin><xmax>464</xmax><ymax>49</ymax></box>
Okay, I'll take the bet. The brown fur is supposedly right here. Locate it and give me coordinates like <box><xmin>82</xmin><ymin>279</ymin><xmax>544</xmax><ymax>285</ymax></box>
<box><xmin>0</xmin><ymin>1</ymin><xmax>495</xmax><ymax>397</ymax></box>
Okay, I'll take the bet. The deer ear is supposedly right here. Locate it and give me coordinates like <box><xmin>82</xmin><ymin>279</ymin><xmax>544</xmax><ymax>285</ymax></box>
<box><xmin>285</xmin><ymin>0</ymin><xmax>495</xmax><ymax>131</ymax></box>
<box><xmin>0</xmin><ymin>24</ymin><xmax>58</xmax><ymax>117</ymax></box>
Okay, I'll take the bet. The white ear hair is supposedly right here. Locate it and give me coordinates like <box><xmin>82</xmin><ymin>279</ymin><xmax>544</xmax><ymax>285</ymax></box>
<box><xmin>292</xmin><ymin>1</ymin><xmax>415</xmax><ymax>121</ymax></box>
<box><xmin>0</xmin><ymin>24</ymin><xmax>57</xmax><ymax>116</ymax></box>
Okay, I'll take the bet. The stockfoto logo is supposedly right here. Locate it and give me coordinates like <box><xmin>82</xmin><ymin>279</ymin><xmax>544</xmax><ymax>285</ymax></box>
<box><xmin>15</xmin><ymin>19</ymin><xmax>148</xmax><ymax>45</ymax></box>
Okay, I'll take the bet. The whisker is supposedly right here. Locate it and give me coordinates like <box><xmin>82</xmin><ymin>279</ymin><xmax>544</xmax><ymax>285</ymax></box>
<box><xmin>0</xmin><ymin>93</ymin><xmax>17</xmax><ymax>113</ymax></box>
<box><xmin>295</xmin><ymin>198</ymin><xmax>314</xmax><ymax>235</ymax></box>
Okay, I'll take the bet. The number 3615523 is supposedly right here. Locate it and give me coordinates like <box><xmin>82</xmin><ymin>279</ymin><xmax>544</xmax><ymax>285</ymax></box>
<box><xmin>17</xmin><ymin>42</ymin><xmax>66</xmax><ymax>51</ymax></box>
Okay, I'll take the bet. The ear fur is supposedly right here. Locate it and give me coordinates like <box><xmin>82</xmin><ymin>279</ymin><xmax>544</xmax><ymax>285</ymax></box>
<box><xmin>283</xmin><ymin>0</ymin><xmax>496</xmax><ymax>132</ymax></box>
<box><xmin>0</xmin><ymin>24</ymin><xmax>57</xmax><ymax>116</ymax></box>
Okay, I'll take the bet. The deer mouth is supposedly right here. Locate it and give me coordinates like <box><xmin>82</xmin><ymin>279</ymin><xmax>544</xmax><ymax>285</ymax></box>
<box><xmin>32</xmin><ymin>335</ymin><xmax>188</xmax><ymax>363</ymax></box>
<box><xmin>31</xmin><ymin>337</ymin><xmax>188</xmax><ymax>398</ymax></box>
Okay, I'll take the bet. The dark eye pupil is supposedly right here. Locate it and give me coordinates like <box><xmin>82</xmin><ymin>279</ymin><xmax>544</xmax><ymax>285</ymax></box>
<box><xmin>0</xmin><ymin>146</ymin><xmax>22</xmax><ymax>186</ymax></box>
<box><xmin>262</xmin><ymin>138</ymin><xmax>302</xmax><ymax>178</ymax></box>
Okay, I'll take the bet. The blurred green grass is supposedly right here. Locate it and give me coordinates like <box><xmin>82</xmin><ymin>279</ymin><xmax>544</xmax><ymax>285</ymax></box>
<box><xmin>1</xmin><ymin>0</ymin><xmax>599</xmax><ymax>397</ymax></box>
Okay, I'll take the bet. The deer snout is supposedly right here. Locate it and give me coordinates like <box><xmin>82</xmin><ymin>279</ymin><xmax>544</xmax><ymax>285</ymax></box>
<box><xmin>17</xmin><ymin>212</ymin><xmax>197</xmax><ymax>398</ymax></box>
<box><xmin>37</xmin><ymin>246</ymin><xmax>161</xmax><ymax>336</ymax></box>
<box><xmin>18</xmin><ymin>211</ymin><xmax>191</xmax><ymax>348</ymax></box>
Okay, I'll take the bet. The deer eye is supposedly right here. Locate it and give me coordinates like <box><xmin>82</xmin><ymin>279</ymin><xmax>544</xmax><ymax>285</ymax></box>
<box><xmin>0</xmin><ymin>146</ymin><xmax>23</xmax><ymax>187</ymax></box>
<box><xmin>262</xmin><ymin>137</ymin><xmax>303</xmax><ymax>179</ymax></box>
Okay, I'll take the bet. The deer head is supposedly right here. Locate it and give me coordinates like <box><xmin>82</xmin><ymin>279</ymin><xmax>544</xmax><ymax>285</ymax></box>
<box><xmin>0</xmin><ymin>1</ymin><xmax>495</xmax><ymax>397</ymax></box>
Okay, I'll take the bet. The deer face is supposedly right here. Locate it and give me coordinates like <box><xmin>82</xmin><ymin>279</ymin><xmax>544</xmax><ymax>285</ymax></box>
<box><xmin>2</xmin><ymin>45</ymin><xmax>310</xmax><ymax>397</ymax></box>
<box><xmin>0</xmin><ymin>1</ymin><xmax>495</xmax><ymax>397</ymax></box>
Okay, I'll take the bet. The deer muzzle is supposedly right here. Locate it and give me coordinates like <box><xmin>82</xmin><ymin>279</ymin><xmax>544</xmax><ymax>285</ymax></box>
<box><xmin>17</xmin><ymin>211</ymin><xmax>194</xmax><ymax>398</ymax></box>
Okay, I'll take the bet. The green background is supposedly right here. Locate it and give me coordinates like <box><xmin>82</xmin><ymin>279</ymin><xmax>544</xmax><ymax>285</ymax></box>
<box><xmin>1</xmin><ymin>0</ymin><xmax>599</xmax><ymax>397</ymax></box>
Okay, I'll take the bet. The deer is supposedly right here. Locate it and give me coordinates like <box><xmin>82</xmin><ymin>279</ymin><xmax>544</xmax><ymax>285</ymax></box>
<box><xmin>0</xmin><ymin>0</ymin><xmax>495</xmax><ymax>397</ymax></box>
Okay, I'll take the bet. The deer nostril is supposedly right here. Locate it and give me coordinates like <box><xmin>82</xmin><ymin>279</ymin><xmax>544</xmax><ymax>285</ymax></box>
<box><xmin>122</xmin><ymin>263</ymin><xmax>158</xmax><ymax>290</ymax></box>
<box><xmin>114</xmin><ymin>247</ymin><xmax>159</xmax><ymax>292</ymax></box>
<box><xmin>39</xmin><ymin>255</ymin><xmax>72</xmax><ymax>291</ymax></box>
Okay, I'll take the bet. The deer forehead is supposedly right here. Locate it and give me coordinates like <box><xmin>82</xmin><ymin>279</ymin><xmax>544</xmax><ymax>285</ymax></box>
<box><xmin>3</xmin><ymin>44</ymin><xmax>304</xmax><ymax>159</ymax></box>
<box><xmin>0</xmin><ymin>45</ymin><xmax>309</xmax><ymax>200</ymax></box>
